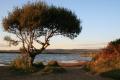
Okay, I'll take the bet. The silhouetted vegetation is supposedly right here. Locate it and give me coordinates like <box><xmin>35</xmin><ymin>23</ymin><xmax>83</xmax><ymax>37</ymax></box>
<box><xmin>2</xmin><ymin>1</ymin><xmax>82</xmax><ymax>67</ymax></box>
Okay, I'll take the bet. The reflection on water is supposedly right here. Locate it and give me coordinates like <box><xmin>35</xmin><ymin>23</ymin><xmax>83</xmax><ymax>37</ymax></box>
<box><xmin>0</xmin><ymin>53</ymin><xmax>92</xmax><ymax>65</ymax></box>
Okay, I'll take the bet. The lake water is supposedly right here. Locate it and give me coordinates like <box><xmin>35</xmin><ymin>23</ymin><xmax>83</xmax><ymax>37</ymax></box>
<box><xmin>0</xmin><ymin>53</ymin><xmax>92</xmax><ymax>65</ymax></box>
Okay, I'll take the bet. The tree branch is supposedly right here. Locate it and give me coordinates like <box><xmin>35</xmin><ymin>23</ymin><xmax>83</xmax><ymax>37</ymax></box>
<box><xmin>34</xmin><ymin>39</ymin><xmax>44</xmax><ymax>45</ymax></box>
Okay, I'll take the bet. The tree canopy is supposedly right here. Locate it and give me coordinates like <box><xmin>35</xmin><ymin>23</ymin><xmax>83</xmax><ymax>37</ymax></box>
<box><xmin>2</xmin><ymin>1</ymin><xmax>82</xmax><ymax>65</ymax></box>
<box><xmin>109</xmin><ymin>38</ymin><xmax>120</xmax><ymax>46</ymax></box>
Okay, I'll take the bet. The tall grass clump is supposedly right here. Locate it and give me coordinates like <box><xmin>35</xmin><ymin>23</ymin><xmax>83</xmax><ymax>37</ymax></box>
<box><xmin>10</xmin><ymin>54</ymin><xmax>45</xmax><ymax>73</ymax></box>
<box><xmin>10</xmin><ymin>57</ymin><xmax>35</xmax><ymax>73</ymax></box>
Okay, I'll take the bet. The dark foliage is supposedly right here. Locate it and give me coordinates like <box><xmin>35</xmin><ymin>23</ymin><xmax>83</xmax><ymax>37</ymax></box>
<box><xmin>109</xmin><ymin>38</ymin><xmax>120</xmax><ymax>46</ymax></box>
<box><xmin>100</xmin><ymin>69</ymin><xmax>120</xmax><ymax>80</ymax></box>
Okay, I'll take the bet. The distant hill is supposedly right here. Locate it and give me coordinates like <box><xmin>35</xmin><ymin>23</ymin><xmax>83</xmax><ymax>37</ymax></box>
<box><xmin>0</xmin><ymin>50</ymin><xmax>20</xmax><ymax>53</ymax></box>
<box><xmin>0</xmin><ymin>49</ymin><xmax>100</xmax><ymax>54</ymax></box>
<box><xmin>43</xmin><ymin>49</ymin><xmax>100</xmax><ymax>54</ymax></box>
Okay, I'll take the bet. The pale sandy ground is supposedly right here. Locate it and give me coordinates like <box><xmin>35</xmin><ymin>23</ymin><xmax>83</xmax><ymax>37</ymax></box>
<box><xmin>0</xmin><ymin>63</ymin><xmax>113</xmax><ymax>80</ymax></box>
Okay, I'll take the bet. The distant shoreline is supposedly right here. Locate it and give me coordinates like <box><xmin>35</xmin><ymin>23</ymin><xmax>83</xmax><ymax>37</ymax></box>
<box><xmin>0</xmin><ymin>49</ymin><xmax>100</xmax><ymax>54</ymax></box>
<box><xmin>0</xmin><ymin>51</ymin><xmax>20</xmax><ymax>53</ymax></box>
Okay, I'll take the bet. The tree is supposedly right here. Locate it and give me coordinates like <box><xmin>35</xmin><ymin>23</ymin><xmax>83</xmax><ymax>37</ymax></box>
<box><xmin>4</xmin><ymin>36</ymin><xmax>18</xmax><ymax>46</ymax></box>
<box><xmin>2</xmin><ymin>2</ymin><xmax>82</xmax><ymax>66</ymax></box>
<box><xmin>107</xmin><ymin>38</ymin><xmax>120</xmax><ymax>55</ymax></box>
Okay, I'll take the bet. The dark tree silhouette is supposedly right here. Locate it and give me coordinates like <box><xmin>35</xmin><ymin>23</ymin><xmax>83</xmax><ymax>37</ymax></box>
<box><xmin>2</xmin><ymin>2</ymin><xmax>82</xmax><ymax>66</ymax></box>
<box><xmin>107</xmin><ymin>38</ymin><xmax>120</xmax><ymax>55</ymax></box>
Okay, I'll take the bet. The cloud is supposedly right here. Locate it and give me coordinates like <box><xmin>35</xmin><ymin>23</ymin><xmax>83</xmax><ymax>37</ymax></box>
<box><xmin>77</xmin><ymin>42</ymin><xmax>107</xmax><ymax>46</ymax></box>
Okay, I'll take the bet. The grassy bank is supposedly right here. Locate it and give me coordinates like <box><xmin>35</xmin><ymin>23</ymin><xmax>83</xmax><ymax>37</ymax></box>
<box><xmin>84</xmin><ymin>39</ymin><xmax>120</xmax><ymax>80</ymax></box>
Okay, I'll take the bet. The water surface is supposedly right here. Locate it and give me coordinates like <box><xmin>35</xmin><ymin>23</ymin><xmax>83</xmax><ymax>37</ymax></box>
<box><xmin>0</xmin><ymin>53</ymin><xmax>92</xmax><ymax>65</ymax></box>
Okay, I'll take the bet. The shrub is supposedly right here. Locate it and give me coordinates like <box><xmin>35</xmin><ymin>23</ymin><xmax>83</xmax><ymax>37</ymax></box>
<box><xmin>47</xmin><ymin>61</ymin><xmax>59</xmax><ymax>67</ymax></box>
<box><xmin>42</xmin><ymin>61</ymin><xmax>65</xmax><ymax>74</ymax></box>
<box><xmin>86</xmin><ymin>53</ymin><xmax>120</xmax><ymax>74</ymax></box>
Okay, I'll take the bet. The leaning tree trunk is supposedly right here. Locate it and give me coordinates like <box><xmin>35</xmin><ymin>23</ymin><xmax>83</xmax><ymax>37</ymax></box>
<box><xmin>27</xmin><ymin>41</ymin><xmax>50</xmax><ymax>66</ymax></box>
<box><xmin>28</xmin><ymin>54</ymin><xmax>35</xmax><ymax>67</ymax></box>
<box><xmin>28</xmin><ymin>48</ymin><xmax>44</xmax><ymax>66</ymax></box>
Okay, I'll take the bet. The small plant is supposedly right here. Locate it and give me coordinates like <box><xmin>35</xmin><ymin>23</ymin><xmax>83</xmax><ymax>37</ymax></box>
<box><xmin>47</xmin><ymin>61</ymin><xmax>59</xmax><ymax>67</ymax></box>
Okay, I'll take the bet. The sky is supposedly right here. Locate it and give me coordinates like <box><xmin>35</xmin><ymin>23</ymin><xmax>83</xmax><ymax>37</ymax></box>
<box><xmin>0</xmin><ymin>0</ymin><xmax>120</xmax><ymax>50</ymax></box>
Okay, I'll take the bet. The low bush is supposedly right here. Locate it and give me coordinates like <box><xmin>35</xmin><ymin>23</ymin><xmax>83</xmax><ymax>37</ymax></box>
<box><xmin>42</xmin><ymin>61</ymin><xmax>65</xmax><ymax>74</ymax></box>
<box><xmin>85</xmin><ymin>53</ymin><xmax>120</xmax><ymax>74</ymax></box>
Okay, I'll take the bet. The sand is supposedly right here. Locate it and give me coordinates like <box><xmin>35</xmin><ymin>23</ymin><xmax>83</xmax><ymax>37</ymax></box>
<box><xmin>0</xmin><ymin>63</ymin><xmax>113</xmax><ymax>80</ymax></box>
